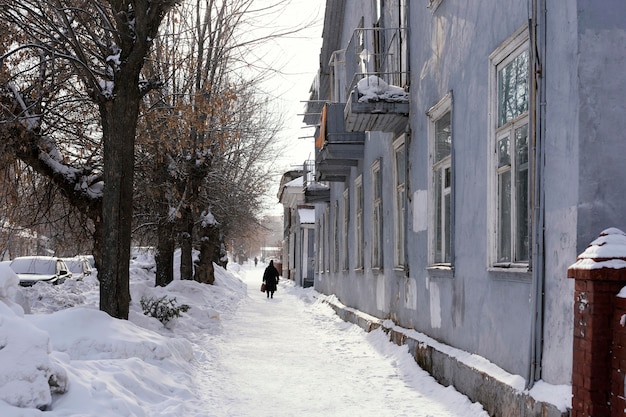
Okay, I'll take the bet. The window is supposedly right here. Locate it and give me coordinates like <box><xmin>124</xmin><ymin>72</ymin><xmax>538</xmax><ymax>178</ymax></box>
<box><xmin>323</xmin><ymin>206</ymin><xmax>330</xmax><ymax>272</ymax></box>
<box><xmin>490</xmin><ymin>28</ymin><xmax>530</xmax><ymax>267</ymax></box>
<box><xmin>317</xmin><ymin>213</ymin><xmax>323</xmax><ymax>273</ymax></box>
<box><xmin>394</xmin><ymin>137</ymin><xmax>406</xmax><ymax>267</ymax></box>
<box><xmin>343</xmin><ymin>189</ymin><xmax>350</xmax><ymax>270</ymax></box>
<box><xmin>372</xmin><ymin>160</ymin><xmax>383</xmax><ymax>268</ymax></box>
<box><xmin>428</xmin><ymin>93</ymin><xmax>453</xmax><ymax>266</ymax></box>
<box><xmin>333</xmin><ymin>201</ymin><xmax>339</xmax><ymax>272</ymax></box>
<box><xmin>355</xmin><ymin>176</ymin><xmax>364</xmax><ymax>269</ymax></box>
<box><xmin>373</xmin><ymin>0</ymin><xmax>385</xmax><ymax>73</ymax></box>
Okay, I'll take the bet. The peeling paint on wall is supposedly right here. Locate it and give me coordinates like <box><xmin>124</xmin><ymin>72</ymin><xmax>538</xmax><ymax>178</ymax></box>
<box><xmin>413</xmin><ymin>190</ymin><xmax>428</xmax><ymax>232</ymax></box>
<box><xmin>377</xmin><ymin>274</ymin><xmax>386</xmax><ymax>312</ymax></box>
<box><xmin>405</xmin><ymin>277</ymin><xmax>417</xmax><ymax>310</ymax></box>
<box><xmin>430</xmin><ymin>281</ymin><xmax>442</xmax><ymax>329</ymax></box>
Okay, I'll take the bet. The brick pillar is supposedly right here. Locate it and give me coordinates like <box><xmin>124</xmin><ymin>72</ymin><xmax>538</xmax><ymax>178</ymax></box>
<box><xmin>613</xmin><ymin>295</ymin><xmax>626</xmax><ymax>416</ymax></box>
<box><xmin>568</xmin><ymin>228</ymin><xmax>626</xmax><ymax>417</ymax></box>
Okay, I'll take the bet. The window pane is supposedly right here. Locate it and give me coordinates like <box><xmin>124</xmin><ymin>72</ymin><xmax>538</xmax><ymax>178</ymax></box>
<box><xmin>498</xmin><ymin>51</ymin><xmax>529</xmax><ymax>127</ymax></box>
<box><xmin>434</xmin><ymin>170</ymin><xmax>443</xmax><ymax>262</ymax></box>
<box><xmin>435</xmin><ymin>111</ymin><xmax>451</xmax><ymax>163</ymax></box>
<box><xmin>498</xmin><ymin>137</ymin><xmax>510</xmax><ymax>168</ymax></box>
<box><xmin>444</xmin><ymin>192</ymin><xmax>451</xmax><ymax>263</ymax></box>
<box><xmin>396</xmin><ymin>146</ymin><xmax>406</xmax><ymax>185</ymax></box>
<box><xmin>498</xmin><ymin>171</ymin><xmax>512</xmax><ymax>262</ymax></box>
<box><xmin>395</xmin><ymin>144</ymin><xmax>406</xmax><ymax>267</ymax></box>
<box><xmin>373</xmin><ymin>205</ymin><xmax>381</xmax><ymax>267</ymax></box>
<box><xmin>396</xmin><ymin>187</ymin><xmax>405</xmax><ymax>264</ymax></box>
<box><xmin>356</xmin><ymin>183</ymin><xmax>363</xmax><ymax>268</ymax></box>
<box><xmin>515</xmin><ymin>125</ymin><xmax>529</xmax><ymax>262</ymax></box>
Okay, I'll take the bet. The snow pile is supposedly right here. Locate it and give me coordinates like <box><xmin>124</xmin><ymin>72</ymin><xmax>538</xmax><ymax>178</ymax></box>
<box><xmin>0</xmin><ymin>265</ymin><xmax>68</xmax><ymax>410</ymax></box>
<box><xmin>0</xmin><ymin>253</ymin><xmax>248</xmax><ymax>416</ymax></box>
<box><xmin>357</xmin><ymin>75</ymin><xmax>408</xmax><ymax>103</ymax></box>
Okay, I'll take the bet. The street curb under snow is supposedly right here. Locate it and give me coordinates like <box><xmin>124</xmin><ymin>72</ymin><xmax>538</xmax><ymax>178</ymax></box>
<box><xmin>323</xmin><ymin>296</ymin><xmax>570</xmax><ymax>417</ymax></box>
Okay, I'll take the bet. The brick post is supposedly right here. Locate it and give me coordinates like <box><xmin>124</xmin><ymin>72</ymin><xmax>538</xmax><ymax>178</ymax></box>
<box><xmin>568</xmin><ymin>228</ymin><xmax>626</xmax><ymax>417</ymax></box>
<box><xmin>613</xmin><ymin>294</ymin><xmax>626</xmax><ymax>416</ymax></box>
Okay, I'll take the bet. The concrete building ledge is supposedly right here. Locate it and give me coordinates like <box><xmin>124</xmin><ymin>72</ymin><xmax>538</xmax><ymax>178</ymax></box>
<box><xmin>323</xmin><ymin>296</ymin><xmax>570</xmax><ymax>417</ymax></box>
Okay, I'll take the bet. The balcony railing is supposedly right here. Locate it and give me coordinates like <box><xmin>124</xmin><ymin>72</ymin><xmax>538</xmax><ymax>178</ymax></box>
<box><xmin>343</xmin><ymin>27</ymin><xmax>409</xmax><ymax>133</ymax></box>
<box><xmin>302</xmin><ymin>160</ymin><xmax>330</xmax><ymax>203</ymax></box>
<box><xmin>345</xmin><ymin>27</ymin><xmax>408</xmax><ymax>99</ymax></box>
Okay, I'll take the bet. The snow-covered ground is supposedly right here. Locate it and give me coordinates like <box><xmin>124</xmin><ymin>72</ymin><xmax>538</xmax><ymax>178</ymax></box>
<box><xmin>0</xmin><ymin>254</ymin><xmax>541</xmax><ymax>416</ymax></box>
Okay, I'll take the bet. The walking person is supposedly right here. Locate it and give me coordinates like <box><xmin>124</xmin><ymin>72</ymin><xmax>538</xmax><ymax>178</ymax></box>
<box><xmin>262</xmin><ymin>260</ymin><xmax>280</xmax><ymax>299</ymax></box>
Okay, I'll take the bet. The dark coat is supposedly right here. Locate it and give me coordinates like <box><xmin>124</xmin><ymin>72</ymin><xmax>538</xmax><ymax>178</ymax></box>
<box><xmin>263</xmin><ymin>261</ymin><xmax>280</xmax><ymax>292</ymax></box>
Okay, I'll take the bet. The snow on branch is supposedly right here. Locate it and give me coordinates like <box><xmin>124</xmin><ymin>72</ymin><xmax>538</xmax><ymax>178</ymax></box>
<box><xmin>1</xmin><ymin>85</ymin><xmax>104</xmax><ymax>202</ymax></box>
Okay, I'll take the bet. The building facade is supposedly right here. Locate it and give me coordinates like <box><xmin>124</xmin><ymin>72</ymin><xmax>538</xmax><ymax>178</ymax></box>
<box><xmin>278</xmin><ymin>170</ymin><xmax>316</xmax><ymax>287</ymax></box>
<box><xmin>302</xmin><ymin>0</ymin><xmax>626</xmax><ymax>393</ymax></box>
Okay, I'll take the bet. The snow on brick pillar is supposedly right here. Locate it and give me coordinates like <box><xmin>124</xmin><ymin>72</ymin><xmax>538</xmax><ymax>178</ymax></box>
<box><xmin>568</xmin><ymin>228</ymin><xmax>626</xmax><ymax>417</ymax></box>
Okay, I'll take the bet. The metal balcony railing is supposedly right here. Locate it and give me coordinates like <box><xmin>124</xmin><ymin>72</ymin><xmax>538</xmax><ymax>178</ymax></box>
<box><xmin>344</xmin><ymin>27</ymin><xmax>408</xmax><ymax>99</ymax></box>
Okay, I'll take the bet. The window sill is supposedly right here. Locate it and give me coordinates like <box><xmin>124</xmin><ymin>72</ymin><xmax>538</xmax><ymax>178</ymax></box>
<box><xmin>427</xmin><ymin>265</ymin><xmax>454</xmax><ymax>278</ymax></box>
<box><xmin>488</xmin><ymin>265</ymin><xmax>532</xmax><ymax>282</ymax></box>
<box><xmin>488</xmin><ymin>263</ymin><xmax>530</xmax><ymax>273</ymax></box>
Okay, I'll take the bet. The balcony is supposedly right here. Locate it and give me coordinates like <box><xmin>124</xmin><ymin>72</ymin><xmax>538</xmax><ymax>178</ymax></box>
<box><xmin>302</xmin><ymin>160</ymin><xmax>330</xmax><ymax>204</ymax></box>
<box><xmin>315</xmin><ymin>103</ymin><xmax>364</xmax><ymax>183</ymax></box>
<box><xmin>342</xmin><ymin>27</ymin><xmax>409</xmax><ymax>133</ymax></box>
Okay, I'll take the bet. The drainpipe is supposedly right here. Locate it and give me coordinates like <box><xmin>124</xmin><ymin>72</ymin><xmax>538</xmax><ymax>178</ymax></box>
<box><xmin>527</xmin><ymin>0</ymin><xmax>547</xmax><ymax>389</ymax></box>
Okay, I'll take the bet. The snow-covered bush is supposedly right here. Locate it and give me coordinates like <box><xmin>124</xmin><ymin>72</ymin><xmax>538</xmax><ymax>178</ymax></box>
<box><xmin>140</xmin><ymin>295</ymin><xmax>190</xmax><ymax>325</ymax></box>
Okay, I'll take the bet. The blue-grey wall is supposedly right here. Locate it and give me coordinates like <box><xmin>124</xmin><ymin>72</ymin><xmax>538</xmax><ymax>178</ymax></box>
<box><xmin>312</xmin><ymin>0</ymin><xmax>626</xmax><ymax>386</ymax></box>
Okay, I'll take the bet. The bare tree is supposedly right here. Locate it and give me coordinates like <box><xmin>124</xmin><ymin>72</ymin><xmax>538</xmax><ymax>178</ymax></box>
<box><xmin>0</xmin><ymin>0</ymin><xmax>178</xmax><ymax>319</ymax></box>
<box><xmin>132</xmin><ymin>0</ymin><xmax>301</xmax><ymax>286</ymax></box>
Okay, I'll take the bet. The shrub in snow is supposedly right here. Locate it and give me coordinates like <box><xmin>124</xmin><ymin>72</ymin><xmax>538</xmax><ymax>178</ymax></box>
<box><xmin>140</xmin><ymin>295</ymin><xmax>190</xmax><ymax>325</ymax></box>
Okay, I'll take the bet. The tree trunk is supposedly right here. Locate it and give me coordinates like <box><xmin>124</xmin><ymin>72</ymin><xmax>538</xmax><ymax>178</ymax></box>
<box><xmin>98</xmin><ymin>75</ymin><xmax>139</xmax><ymax>320</ymax></box>
<box><xmin>155</xmin><ymin>220</ymin><xmax>175</xmax><ymax>287</ymax></box>
<box><xmin>194</xmin><ymin>222</ymin><xmax>221</xmax><ymax>285</ymax></box>
<box><xmin>180</xmin><ymin>228</ymin><xmax>194</xmax><ymax>280</ymax></box>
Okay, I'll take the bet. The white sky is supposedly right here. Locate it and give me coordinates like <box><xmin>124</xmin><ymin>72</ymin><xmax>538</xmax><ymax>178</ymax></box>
<box><xmin>258</xmin><ymin>0</ymin><xmax>323</xmax><ymax>170</ymax></box>
<box><xmin>245</xmin><ymin>0</ymin><xmax>324</xmax><ymax>214</ymax></box>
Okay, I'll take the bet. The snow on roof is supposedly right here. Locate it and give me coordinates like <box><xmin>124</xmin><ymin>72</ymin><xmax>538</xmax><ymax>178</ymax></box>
<box><xmin>305</xmin><ymin>182</ymin><xmax>329</xmax><ymax>191</ymax></box>
<box><xmin>298</xmin><ymin>208</ymin><xmax>315</xmax><ymax>224</ymax></box>
<box><xmin>284</xmin><ymin>176</ymin><xmax>304</xmax><ymax>188</ymax></box>
<box><xmin>357</xmin><ymin>75</ymin><xmax>409</xmax><ymax>103</ymax></box>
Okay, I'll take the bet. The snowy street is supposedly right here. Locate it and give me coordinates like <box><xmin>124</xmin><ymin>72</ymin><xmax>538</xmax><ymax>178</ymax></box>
<box><xmin>194</xmin><ymin>263</ymin><xmax>488</xmax><ymax>417</ymax></box>
<box><xmin>0</xmin><ymin>256</ymin><xmax>488</xmax><ymax>416</ymax></box>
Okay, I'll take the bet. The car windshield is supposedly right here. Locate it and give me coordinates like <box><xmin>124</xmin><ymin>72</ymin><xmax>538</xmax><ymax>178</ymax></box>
<box><xmin>10</xmin><ymin>258</ymin><xmax>56</xmax><ymax>275</ymax></box>
<box><xmin>64</xmin><ymin>260</ymin><xmax>83</xmax><ymax>274</ymax></box>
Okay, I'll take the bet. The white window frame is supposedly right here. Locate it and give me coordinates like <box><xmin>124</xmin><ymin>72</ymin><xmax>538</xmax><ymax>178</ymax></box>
<box><xmin>393</xmin><ymin>136</ymin><xmax>406</xmax><ymax>268</ymax></box>
<box><xmin>488</xmin><ymin>26</ymin><xmax>530</xmax><ymax>269</ymax></box>
<box><xmin>355</xmin><ymin>176</ymin><xmax>364</xmax><ymax>270</ymax></box>
<box><xmin>317</xmin><ymin>213</ymin><xmax>323</xmax><ymax>273</ymax></box>
<box><xmin>323</xmin><ymin>206</ymin><xmax>330</xmax><ymax>273</ymax></box>
<box><xmin>372</xmin><ymin>160</ymin><xmax>383</xmax><ymax>269</ymax></box>
<box><xmin>333</xmin><ymin>200</ymin><xmax>339</xmax><ymax>272</ymax></box>
<box><xmin>342</xmin><ymin>188</ymin><xmax>350</xmax><ymax>271</ymax></box>
<box><xmin>427</xmin><ymin>92</ymin><xmax>453</xmax><ymax>267</ymax></box>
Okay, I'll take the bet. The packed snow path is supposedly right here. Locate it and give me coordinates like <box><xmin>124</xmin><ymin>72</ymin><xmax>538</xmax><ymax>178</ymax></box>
<box><xmin>194</xmin><ymin>263</ymin><xmax>488</xmax><ymax>417</ymax></box>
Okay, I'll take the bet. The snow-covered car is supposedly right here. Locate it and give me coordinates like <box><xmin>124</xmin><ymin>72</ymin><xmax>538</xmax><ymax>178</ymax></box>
<box><xmin>62</xmin><ymin>256</ymin><xmax>93</xmax><ymax>280</ymax></box>
<box><xmin>9</xmin><ymin>256</ymin><xmax>72</xmax><ymax>287</ymax></box>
